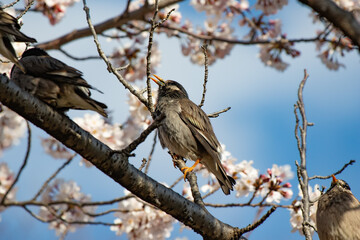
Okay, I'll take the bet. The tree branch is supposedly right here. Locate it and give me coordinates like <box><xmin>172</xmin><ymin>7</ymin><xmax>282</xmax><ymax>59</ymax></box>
<box><xmin>0</xmin><ymin>74</ymin><xmax>241</xmax><ymax>240</ymax></box>
<box><xmin>298</xmin><ymin>0</ymin><xmax>360</xmax><ymax>48</ymax></box>
<box><xmin>36</xmin><ymin>0</ymin><xmax>184</xmax><ymax>50</ymax></box>
<box><xmin>309</xmin><ymin>159</ymin><xmax>355</xmax><ymax>180</ymax></box>
<box><xmin>294</xmin><ymin>69</ymin><xmax>312</xmax><ymax>239</ymax></box>
<box><xmin>199</xmin><ymin>45</ymin><xmax>209</xmax><ymax>108</ymax></box>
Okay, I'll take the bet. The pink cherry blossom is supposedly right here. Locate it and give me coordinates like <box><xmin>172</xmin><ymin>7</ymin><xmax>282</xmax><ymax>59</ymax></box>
<box><xmin>0</xmin><ymin>104</ymin><xmax>26</xmax><ymax>156</ymax></box>
<box><xmin>38</xmin><ymin>178</ymin><xmax>96</xmax><ymax>236</ymax></box>
<box><xmin>0</xmin><ymin>162</ymin><xmax>17</xmax><ymax>215</ymax></box>
<box><xmin>255</xmin><ymin>0</ymin><xmax>288</xmax><ymax>15</ymax></box>
<box><xmin>110</xmin><ymin>190</ymin><xmax>175</xmax><ymax>240</ymax></box>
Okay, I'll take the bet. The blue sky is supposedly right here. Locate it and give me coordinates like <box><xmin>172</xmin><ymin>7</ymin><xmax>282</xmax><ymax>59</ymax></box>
<box><xmin>1</xmin><ymin>1</ymin><xmax>359</xmax><ymax>240</ymax></box>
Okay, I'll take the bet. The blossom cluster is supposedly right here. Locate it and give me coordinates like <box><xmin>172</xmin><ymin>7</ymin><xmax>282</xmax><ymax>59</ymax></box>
<box><xmin>0</xmin><ymin>104</ymin><xmax>26</xmax><ymax>156</ymax></box>
<box><xmin>110</xmin><ymin>190</ymin><xmax>175</xmax><ymax>240</ymax></box>
<box><xmin>27</xmin><ymin>0</ymin><xmax>80</xmax><ymax>25</ymax></box>
<box><xmin>183</xmin><ymin>145</ymin><xmax>294</xmax><ymax>204</ymax></box>
<box><xmin>0</xmin><ymin>163</ymin><xmax>17</xmax><ymax>217</ymax></box>
<box><xmin>310</xmin><ymin>0</ymin><xmax>359</xmax><ymax>70</ymax></box>
<box><xmin>38</xmin><ymin>178</ymin><xmax>96</xmax><ymax>236</ymax></box>
<box><xmin>289</xmin><ymin>184</ymin><xmax>321</xmax><ymax>235</ymax></box>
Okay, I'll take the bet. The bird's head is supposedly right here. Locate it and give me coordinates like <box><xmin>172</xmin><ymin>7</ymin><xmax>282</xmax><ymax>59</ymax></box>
<box><xmin>21</xmin><ymin>47</ymin><xmax>49</xmax><ymax>58</ymax></box>
<box><xmin>150</xmin><ymin>74</ymin><xmax>189</xmax><ymax>99</ymax></box>
<box><xmin>330</xmin><ymin>175</ymin><xmax>351</xmax><ymax>191</ymax></box>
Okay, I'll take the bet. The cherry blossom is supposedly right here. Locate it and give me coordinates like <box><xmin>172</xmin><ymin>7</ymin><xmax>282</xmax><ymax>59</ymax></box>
<box><xmin>0</xmin><ymin>163</ymin><xmax>17</xmax><ymax>214</ymax></box>
<box><xmin>181</xmin><ymin>19</ymin><xmax>235</xmax><ymax>65</ymax></box>
<box><xmin>29</xmin><ymin>0</ymin><xmax>80</xmax><ymax>25</ymax></box>
<box><xmin>316</xmin><ymin>38</ymin><xmax>352</xmax><ymax>70</ymax></box>
<box><xmin>255</xmin><ymin>0</ymin><xmax>288</xmax><ymax>16</ymax></box>
<box><xmin>289</xmin><ymin>184</ymin><xmax>321</xmax><ymax>235</ymax></box>
<box><xmin>111</xmin><ymin>42</ymin><xmax>161</xmax><ymax>82</ymax></box>
<box><xmin>194</xmin><ymin>144</ymin><xmax>293</xmax><ymax>203</ymax></box>
<box><xmin>38</xmin><ymin>178</ymin><xmax>96</xmax><ymax>236</ymax></box>
<box><xmin>41</xmin><ymin>137</ymin><xmax>73</xmax><ymax>159</ymax></box>
<box><xmin>258</xmin><ymin>39</ymin><xmax>300</xmax><ymax>71</ymax></box>
<box><xmin>0</xmin><ymin>104</ymin><xmax>26</xmax><ymax>156</ymax></box>
<box><xmin>259</xmin><ymin>164</ymin><xmax>293</xmax><ymax>203</ymax></box>
<box><xmin>110</xmin><ymin>190</ymin><xmax>175</xmax><ymax>240</ymax></box>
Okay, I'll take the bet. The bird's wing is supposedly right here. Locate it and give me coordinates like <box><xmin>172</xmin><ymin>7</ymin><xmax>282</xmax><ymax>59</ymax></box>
<box><xmin>0</xmin><ymin>10</ymin><xmax>36</xmax><ymax>42</ymax></box>
<box><xmin>19</xmin><ymin>55</ymin><xmax>99</xmax><ymax>91</ymax></box>
<box><xmin>178</xmin><ymin>98</ymin><xmax>222</xmax><ymax>159</ymax></box>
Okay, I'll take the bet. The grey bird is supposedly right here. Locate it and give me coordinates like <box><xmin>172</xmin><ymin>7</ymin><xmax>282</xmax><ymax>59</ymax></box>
<box><xmin>0</xmin><ymin>8</ymin><xmax>36</xmax><ymax>73</ymax></box>
<box><xmin>151</xmin><ymin>74</ymin><xmax>236</xmax><ymax>195</ymax></box>
<box><xmin>316</xmin><ymin>175</ymin><xmax>360</xmax><ymax>240</ymax></box>
<box><xmin>10</xmin><ymin>47</ymin><xmax>108</xmax><ymax>117</ymax></box>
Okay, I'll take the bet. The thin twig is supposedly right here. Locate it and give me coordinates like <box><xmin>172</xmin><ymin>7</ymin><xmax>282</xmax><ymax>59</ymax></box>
<box><xmin>32</xmin><ymin>154</ymin><xmax>76</xmax><ymax>201</ymax></box>
<box><xmin>3</xmin><ymin>0</ymin><xmax>21</xmax><ymax>9</ymax></box>
<box><xmin>309</xmin><ymin>159</ymin><xmax>355</xmax><ymax>180</ymax></box>
<box><xmin>169</xmin><ymin>175</ymin><xmax>184</xmax><ymax>189</ymax></box>
<box><xmin>294</xmin><ymin>69</ymin><xmax>312</xmax><ymax>239</ymax></box>
<box><xmin>199</xmin><ymin>45</ymin><xmax>209</xmax><ymax>108</ymax></box>
<box><xmin>17</xmin><ymin>0</ymin><xmax>34</xmax><ymax>20</ymax></box>
<box><xmin>237</xmin><ymin>206</ymin><xmax>277</xmax><ymax>235</ymax></box>
<box><xmin>207</xmin><ymin>107</ymin><xmax>231</xmax><ymax>118</ymax></box>
<box><xmin>1</xmin><ymin>121</ymin><xmax>31</xmax><ymax>205</ymax></box>
<box><xmin>145</xmin><ymin>131</ymin><xmax>157</xmax><ymax>174</ymax></box>
<box><xmin>172</xmin><ymin>157</ymin><xmax>208</xmax><ymax>212</ymax></box>
<box><xmin>82</xmin><ymin>0</ymin><xmax>149</xmax><ymax>109</ymax></box>
<box><xmin>59</xmin><ymin>48</ymin><xmax>103</xmax><ymax>61</ymax></box>
<box><xmin>117</xmin><ymin>114</ymin><xmax>164</xmax><ymax>155</ymax></box>
<box><xmin>145</xmin><ymin>0</ymin><xmax>160</xmax><ymax>115</ymax></box>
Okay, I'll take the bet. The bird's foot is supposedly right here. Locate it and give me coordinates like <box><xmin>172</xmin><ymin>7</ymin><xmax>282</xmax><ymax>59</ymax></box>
<box><xmin>181</xmin><ymin>159</ymin><xmax>201</xmax><ymax>181</ymax></box>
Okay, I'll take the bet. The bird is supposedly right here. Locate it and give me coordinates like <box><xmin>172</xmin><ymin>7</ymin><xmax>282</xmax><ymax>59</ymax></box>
<box><xmin>0</xmin><ymin>8</ymin><xmax>37</xmax><ymax>73</ymax></box>
<box><xmin>10</xmin><ymin>47</ymin><xmax>108</xmax><ymax>117</ymax></box>
<box><xmin>151</xmin><ymin>74</ymin><xmax>236</xmax><ymax>195</ymax></box>
<box><xmin>316</xmin><ymin>175</ymin><xmax>360</xmax><ymax>240</ymax></box>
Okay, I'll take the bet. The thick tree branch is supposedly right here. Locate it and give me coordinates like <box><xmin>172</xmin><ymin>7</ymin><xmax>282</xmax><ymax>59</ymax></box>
<box><xmin>298</xmin><ymin>0</ymin><xmax>360</xmax><ymax>48</ymax></box>
<box><xmin>36</xmin><ymin>0</ymin><xmax>183</xmax><ymax>50</ymax></box>
<box><xmin>0</xmin><ymin>75</ymin><xmax>242</xmax><ymax>240</ymax></box>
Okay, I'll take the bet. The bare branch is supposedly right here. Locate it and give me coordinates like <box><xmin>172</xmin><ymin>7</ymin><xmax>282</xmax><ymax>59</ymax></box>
<box><xmin>146</xmin><ymin>5</ymin><xmax>175</xmax><ymax>115</ymax></box>
<box><xmin>82</xmin><ymin>0</ymin><xmax>149</xmax><ymax>110</ymax></box>
<box><xmin>3</xmin><ymin>0</ymin><xmax>21</xmax><ymax>9</ymax></box>
<box><xmin>16</xmin><ymin>0</ymin><xmax>34</xmax><ymax>20</ymax></box>
<box><xmin>309</xmin><ymin>159</ymin><xmax>355</xmax><ymax>180</ymax></box>
<box><xmin>237</xmin><ymin>206</ymin><xmax>277</xmax><ymax>235</ymax></box>
<box><xmin>145</xmin><ymin>131</ymin><xmax>158</xmax><ymax>174</ymax></box>
<box><xmin>199</xmin><ymin>45</ymin><xmax>209</xmax><ymax>108</ymax></box>
<box><xmin>294</xmin><ymin>69</ymin><xmax>313</xmax><ymax>239</ymax></box>
<box><xmin>32</xmin><ymin>154</ymin><xmax>76</xmax><ymax>201</ymax></box>
<box><xmin>172</xmin><ymin>157</ymin><xmax>208</xmax><ymax>212</ymax></box>
<box><xmin>207</xmin><ymin>107</ymin><xmax>231</xmax><ymax>118</ymax></box>
<box><xmin>36</xmin><ymin>0</ymin><xmax>183</xmax><ymax>50</ymax></box>
<box><xmin>145</xmin><ymin>0</ymin><xmax>160</xmax><ymax>115</ymax></box>
<box><xmin>1</xmin><ymin>121</ymin><xmax>31</xmax><ymax>205</ymax></box>
<box><xmin>117</xmin><ymin>114</ymin><xmax>164</xmax><ymax>155</ymax></box>
<box><xmin>58</xmin><ymin>48</ymin><xmax>103</xmax><ymax>61</ymax></box>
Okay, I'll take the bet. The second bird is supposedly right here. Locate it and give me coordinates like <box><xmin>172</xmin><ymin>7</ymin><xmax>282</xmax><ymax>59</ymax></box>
<box><xmin>151</xmin><ymin>74</ymin><xmax>236</xmax><ymax>195</ymax></box>
<box><xmin>10</xmin><ymin>47</ymin><xmax>108</xmax><ymax>117</ymax></box>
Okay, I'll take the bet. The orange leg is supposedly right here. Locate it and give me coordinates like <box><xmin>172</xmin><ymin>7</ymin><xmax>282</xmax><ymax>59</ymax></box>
<box><xmin>181</xmin><ymin>159</ymin><xmax>201</xmax><ymax>180</ymax></box>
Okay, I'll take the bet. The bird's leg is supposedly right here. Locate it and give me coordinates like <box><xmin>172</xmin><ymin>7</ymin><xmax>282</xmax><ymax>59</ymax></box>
<box><xmin>169</xmin><ymin>152</ymin><xmax>181</xmax><ymax>168</ymax></box>
<box><xmin>181</xmin><ymin>159</ymin><xmax>201</xmax><ymax>180</ymax></box>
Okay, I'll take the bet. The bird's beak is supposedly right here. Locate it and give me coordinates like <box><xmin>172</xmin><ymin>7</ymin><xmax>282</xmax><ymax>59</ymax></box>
<box><xmin>150</xmin><ymin>74</ymin><xmax>165</xmax><ymax>86</ymax></box>
<box><xmin>331</xmin><ymin>175</ymin><xmax>337</xmax><ymax>184</ymax></box>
